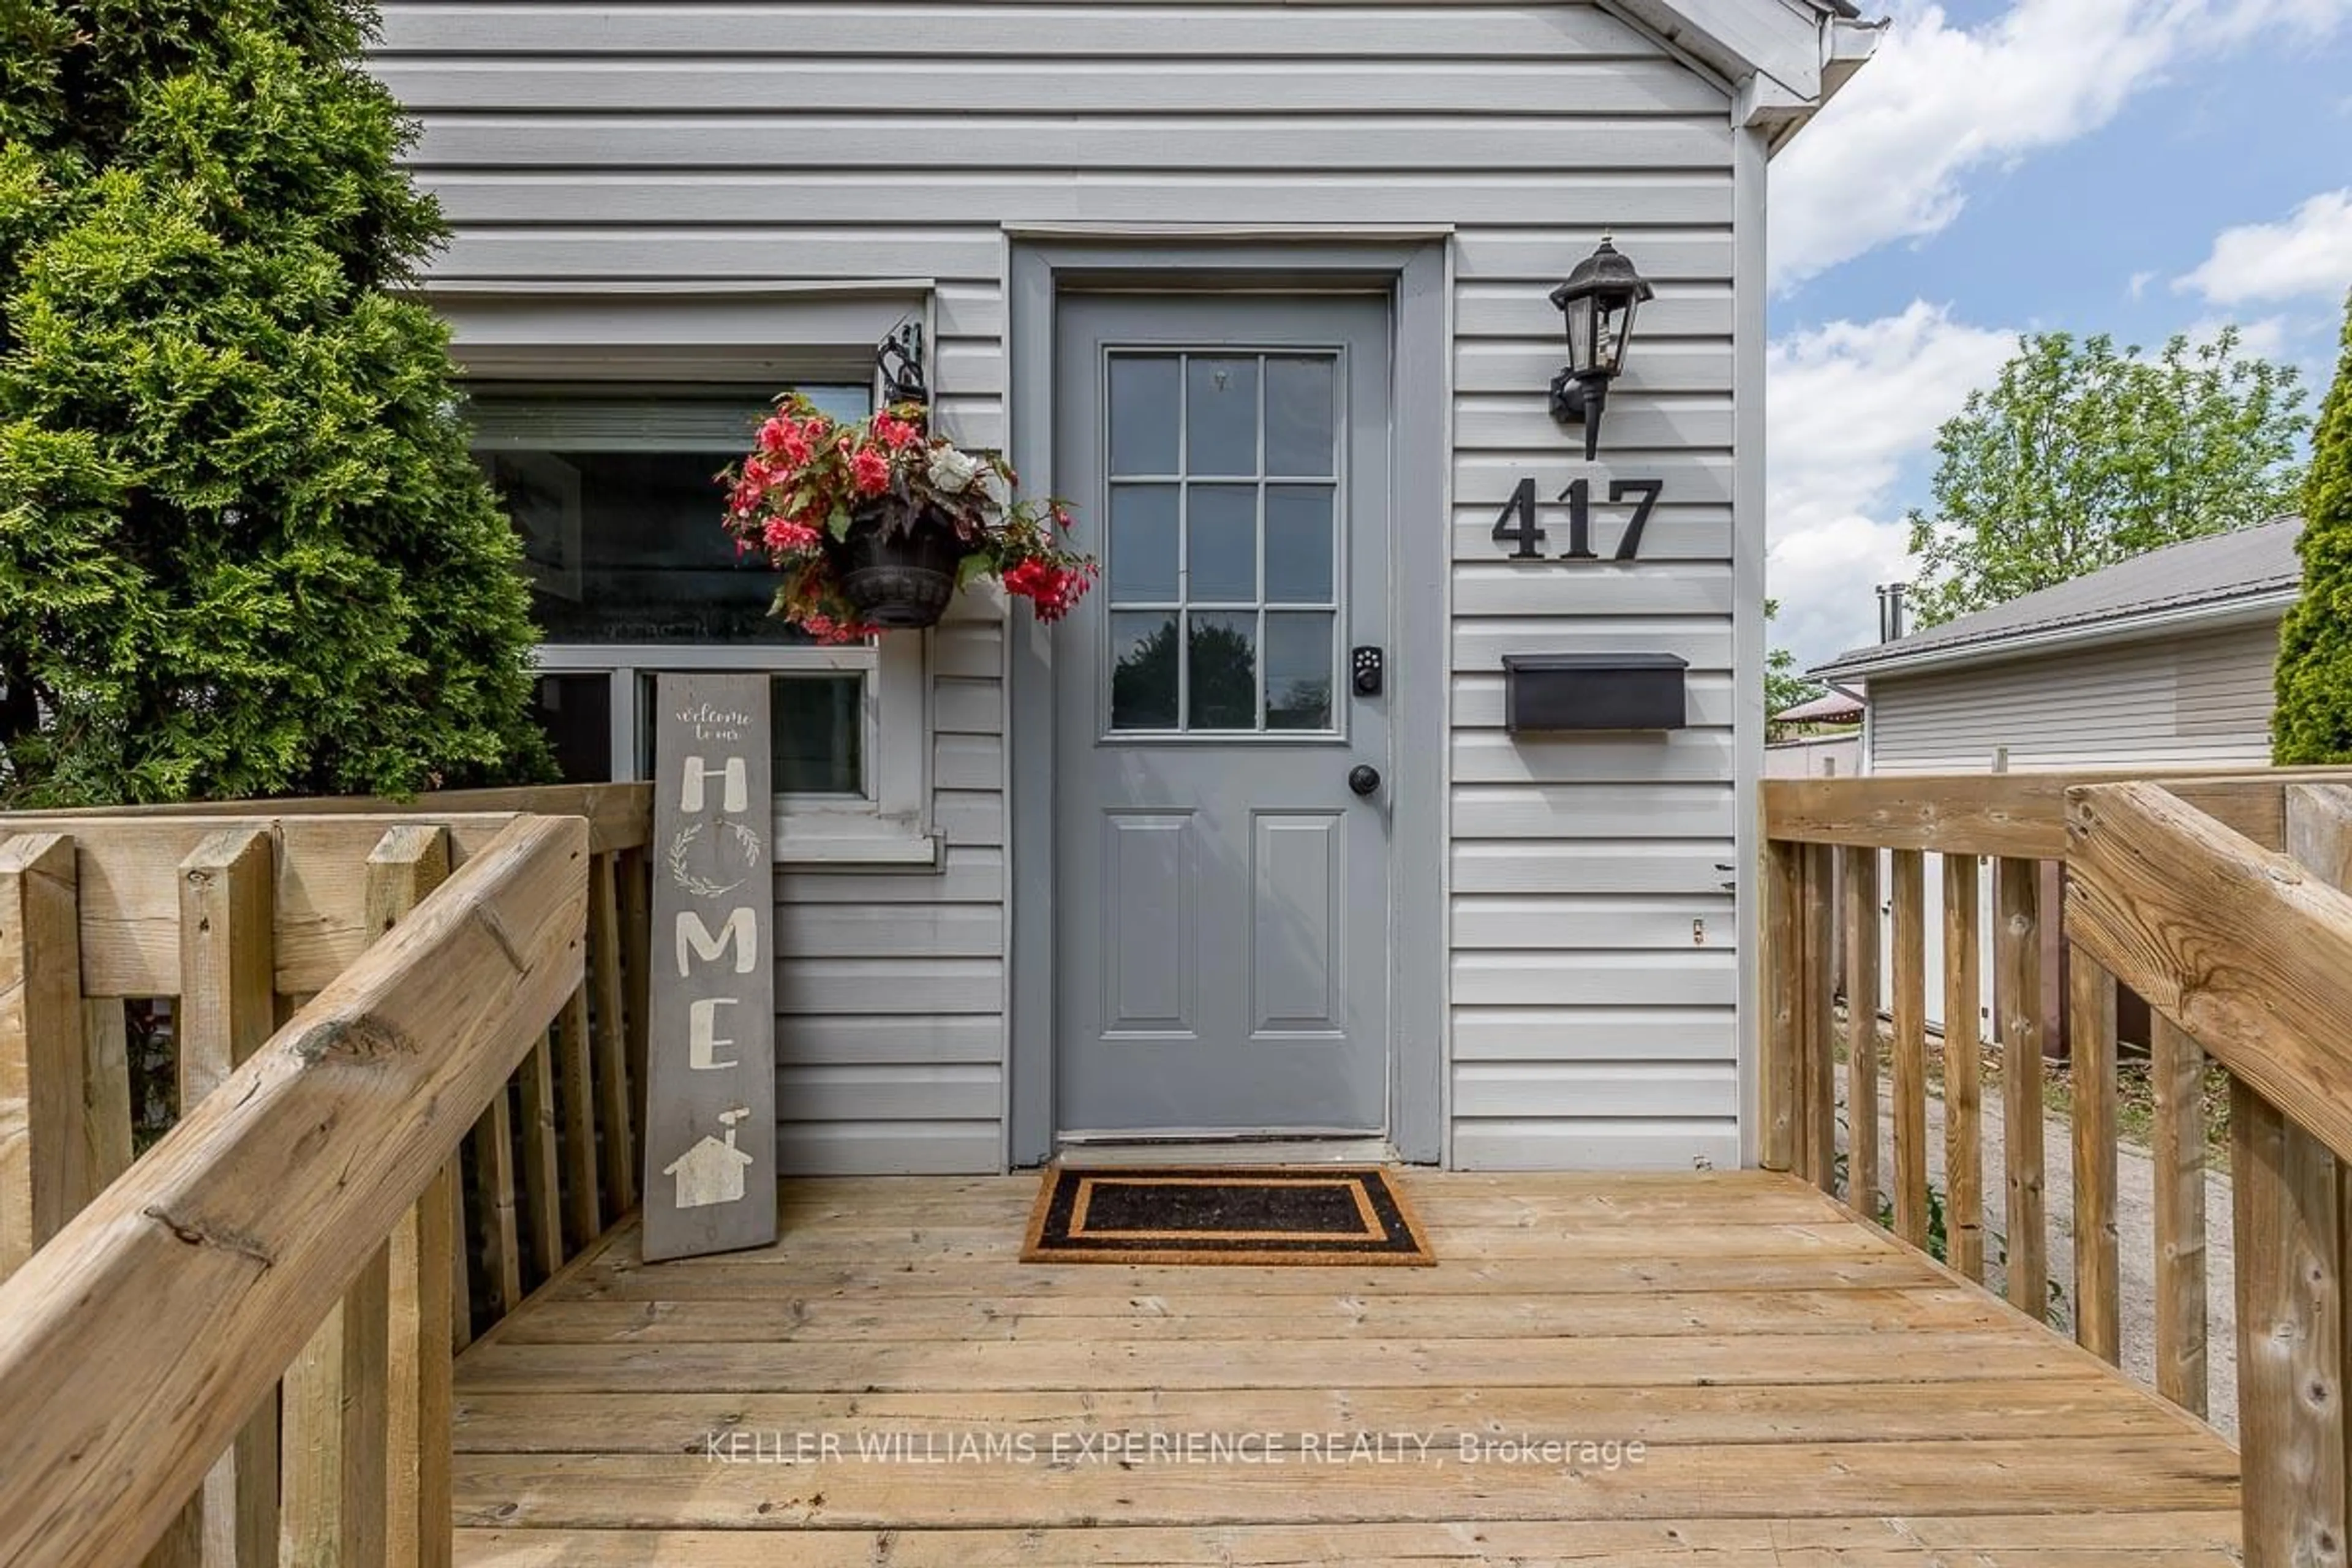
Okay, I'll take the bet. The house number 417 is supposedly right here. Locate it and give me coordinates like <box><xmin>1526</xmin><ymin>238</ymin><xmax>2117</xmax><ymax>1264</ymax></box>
<box><xmin>1490</xmin><ymin>477</ymin><xmax>1662</xmax><ymax>562</ymax></box>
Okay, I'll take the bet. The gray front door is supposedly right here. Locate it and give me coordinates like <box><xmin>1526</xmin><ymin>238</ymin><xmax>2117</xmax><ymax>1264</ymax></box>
<box><xmin>1052</xmin><ymin>295</ymin><xmax>1393</xmax><ymax>1138</ymax></box>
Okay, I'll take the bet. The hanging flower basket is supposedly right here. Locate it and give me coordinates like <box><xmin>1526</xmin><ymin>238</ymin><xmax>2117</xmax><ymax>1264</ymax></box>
<box><xmin>722</xmin><ymin>395</ymin><xmax>1096</xmax><ymax>639</ymax></box>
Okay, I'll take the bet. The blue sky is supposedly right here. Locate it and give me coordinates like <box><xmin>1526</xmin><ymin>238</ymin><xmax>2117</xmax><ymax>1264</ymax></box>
<box><xmin>1764</xmin><ymin>0</ymin><xmax>2352</xmax><ymax>667</ymax></box>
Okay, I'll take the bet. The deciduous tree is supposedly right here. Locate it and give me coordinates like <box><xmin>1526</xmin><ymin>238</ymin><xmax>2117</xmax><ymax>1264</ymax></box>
<box><xmin>1905</xmin><ymin>330</ymin><xmax>2306</xmax><ymax>628</ymax></box>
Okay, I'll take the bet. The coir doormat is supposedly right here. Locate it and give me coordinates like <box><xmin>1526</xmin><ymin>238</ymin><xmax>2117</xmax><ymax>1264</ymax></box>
<box><xmin>1021</xmin><ymin>1166</ymin><xmax>1434</xmax><ymax>1266</ymax></box>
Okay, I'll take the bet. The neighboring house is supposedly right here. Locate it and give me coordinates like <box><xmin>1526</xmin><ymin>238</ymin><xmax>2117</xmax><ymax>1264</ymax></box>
<box><xmin>371</xmin><ymin>1</ymin><xmax>1877</xmax><ymax>1173</ymax></box>
<box><xmin>1812</xmin><ymin>517</ymin><xmax>2304</xmax><ymax>775</ymax></box>
<box><xmin>1809</xmin><ymin>516</ymin><xmax>2303</xmax><ymax>1046</ymax></box>
<box><xmin>1766</xmin><ymin>687</ymin><xmax>1863</xmax><ymax>778</ymax></box>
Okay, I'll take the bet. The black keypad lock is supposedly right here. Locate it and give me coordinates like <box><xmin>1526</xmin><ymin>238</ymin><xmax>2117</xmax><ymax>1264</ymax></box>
<box><xmin>1351</xmin><ymin>646</ymin><xmax>1384</xmax><ymax>697</ymax></box>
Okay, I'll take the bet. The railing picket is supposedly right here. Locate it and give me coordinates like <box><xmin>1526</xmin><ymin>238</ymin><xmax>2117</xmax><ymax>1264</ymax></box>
<box><xmin>1839</xmin><ymin>845</ymin><xmax>1881</xmax><ymax>1221</ymax></box>
<box><xmin>1889</xmin><ymin>850</ymin><xmax>1929</xmax><ymax>1249</ymax></box>
<box><xmin>80</xmin><ymin>1001</ymin><xmax>133</xmax><ymax>1202</ymax></box>
<box><xmin>473</xmin><ymin>1085</ymin><xmax>525</xmax><ymax>1320</ymax></box>
<box><xmin>1800</xmin><ymin>844</ymin><xmax>1836</xmax><ymax>1194</ymax></box>
<box><xmin>1942</xmin><ymin>854</ymin><xmax>1986</xmax><ymax>1283</ymax></box>
<box><xmin>517</xmin><ymin>1033</ymin><xmax>565</xmax><ymax>1280</ymax></box>
<box><xmin>2068</xmin><ymin>948</ymin><xmax>2121</xmax><ymax>1364</ymax></box>
<box><xmin>556</xmin><ymin>985</ymin><xmax>599</xmax><ymax>1251</ymax></box>
<box><xmin>282</xmin><ymin>1247</ymin><xmax>391</xmax><ymax>1567</ymax></box>
<box><xmin>1994</xmin><ymin>857</ymin><xmax>2047</xmax><ymax>1319</ymax></box>
<box><xmin>589</xmin><ymin>853</ymin><xmax>638</xmax><ymax>1216</ymax></box>
<box><xmin>0</xmin><ymin>833</ymin><xmax>86</xmax><ymax>1278</ymax></box>
<box><xmin>1760</xmin><ymin>840</ymin><xmax>1803</xmax><ymax>1173</ymax></box>
<box><xmin>366</xmin><ymin>826</ymin><xmax>454</xmax><ymax>1568</ymax></box>
<box><xmin>175</xmin><ymin>827</ymin><xmax>280</xmax><ymax>1568</ymax></box>
<box><xmin>617</xmin><ymin>848</ymin><xmax>652</xmax><ymax>1161</ymax></box>
<box><xmin>2150</xmin><ymin>1014</ymin><xmax>2209</xmax><ymax>1417</ymax></box>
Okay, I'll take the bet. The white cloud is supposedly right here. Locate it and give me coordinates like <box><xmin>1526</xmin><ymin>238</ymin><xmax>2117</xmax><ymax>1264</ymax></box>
<box><xmin>2177</xmin><ymin>188</ymin><xmax>2352</xmax><ymax>303</ymax></box>
<box><xmin>1773</xmin><ymin>0</ymin><xmax>2352</xmax><ymax>290</ymax></box>
<box><xmin>2128</xmin><ymin>271</ymin><xmax>2158</xmax><ymax>301</ymax></box>
<box><xmin>1766</xmin><ymin>302</ymin><xmax>2016</xmax><ymax>663</ymax></box>
<box><xmin>2184</xmin><ymin>313</ymin><xmax>2294</xmax><ymax>359</ymax></box>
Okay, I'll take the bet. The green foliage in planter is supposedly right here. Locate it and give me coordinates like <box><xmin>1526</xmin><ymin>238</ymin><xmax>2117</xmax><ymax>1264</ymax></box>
<box><xmin>2277</xmin><ymin>293</ymin><xmax>2352</xmax><ymax>765</ymax></box>
<box><xmin>0</xmin><ymin>0</ymin><xmax>550</xmax><ymax>806</ymax></box>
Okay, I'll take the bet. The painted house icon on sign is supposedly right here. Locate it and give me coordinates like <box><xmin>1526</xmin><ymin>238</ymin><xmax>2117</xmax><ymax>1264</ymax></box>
<box><xmin>665</xmin><ymin>1106</ymin><xmax>755</xmax><ymax>1209</ymax></box>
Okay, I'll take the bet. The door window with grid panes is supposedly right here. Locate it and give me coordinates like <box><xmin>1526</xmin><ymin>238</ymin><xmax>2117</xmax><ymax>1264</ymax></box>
<box><xmin>1102</xmin><ymin>353</ymin><xmax>1343</xmax><ymax>736</ymax></box>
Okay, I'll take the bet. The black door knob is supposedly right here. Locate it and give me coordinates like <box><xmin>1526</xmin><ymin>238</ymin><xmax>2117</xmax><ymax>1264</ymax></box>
<box><xmin>1348</xmin><ymin>764</ymin><xmax>1381</xmax><ymax>797</ymax></box>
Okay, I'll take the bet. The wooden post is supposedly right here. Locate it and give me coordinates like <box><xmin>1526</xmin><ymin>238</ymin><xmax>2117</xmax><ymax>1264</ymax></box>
<box><xmin>2233</xmin><ymin>1076</ymin><xmax>2345</xmax><ymax>1567</ymax></box>
<box><xmin>0</xmin><ymin>833</ymin><xmax>86</xmax><ymax>1279</ymax></box>
<box><xmin>2272</xmin><ymin>782</ymin><xmax>2352</xmax><ymax>1567</ymax></box>
<box><xmin>589</xmin><ymin>852</ymin><xmax>637</xmax><ymax>1217</ymax></box>
<box><xmin>1760</xmin><ymin>840</ymin><xmax>1802</xmax><ymax>1173</ymax></box>
<box><xmin>1943</xmin><ymin>853</ymin><xmax>1986</xmax><ymax>1283</ymax></box>
<box><xmin>2151</xmin><ymin>1014</ymin><xmax>2209</xmax><ymax>1417</ymax></box>
<box><xmin>1801</xmin><ymin>843</ymin><xmax>1837</xmax><ymax>1194</ymax></box>
<box><xmin>281</xmin><ymin>829</ymin><xmax>454</xmax><ymax>1568</ymax></box>
<box><xmin>1840</xmin><ymin>845</ymin><xmax>1881</xmax><ymax>1221</ymax></box>
<box><xmin>368</xmin><ymin>829</ymin><xmax>454</xmax><ymax>1568</ymax></box>
<box><xmin>175</xmin><ymin>827</ymin><xmax>280</xmax><ymax>1568</ymax></box>
<box><xmin>1888</xmin><ymin>849</ymin><xmax>1929</xmax><ymax>1250</ymax></box>
<box><xmin>1996</xmin><ymin>856</ymin><xmax>2047</xmax><ymax>1318</ymax></box>
<box><xmin>2069</xmin><ymin>948</ymin><xmax>2120</xmax><ymax>1365</ymax></box>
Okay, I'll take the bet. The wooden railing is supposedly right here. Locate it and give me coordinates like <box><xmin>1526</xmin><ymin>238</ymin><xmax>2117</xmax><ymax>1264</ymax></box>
<box><xmin>1764</xmin><ymin>767</ymin><xmax>2352</xmax><ymax>1566</ymax></box>
<box><xmin>0</xmin><ymin>785</ymin><xmax>652</xmax><ymax>1567</ymax></box>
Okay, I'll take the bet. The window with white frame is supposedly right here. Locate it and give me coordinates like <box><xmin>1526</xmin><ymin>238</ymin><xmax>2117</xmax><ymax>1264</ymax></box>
<box><xmin>469</xmin><ymin>383</ymin><xmax>935</xmax><ymax>862</ymax></box>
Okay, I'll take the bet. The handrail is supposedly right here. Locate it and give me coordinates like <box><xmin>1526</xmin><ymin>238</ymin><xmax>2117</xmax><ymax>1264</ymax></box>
<box><xmin>5</xmin><ymin>780</ymin><xmax>652</xmax><ymax>854</ymax></box>
<box><xmin>0</xmin><ymin>814</ymin><xmax>587</xmax><ymax>1567</ymax></box>
<box><xmin>1764</xmin><ymin>765</ymin><xmax>2352</xmax><ymax>856</ymax></box>
<box><xmin>2067</xmin><ymin>781</ymin><xmax>2352</xmax><ymax>1167</ymax></box>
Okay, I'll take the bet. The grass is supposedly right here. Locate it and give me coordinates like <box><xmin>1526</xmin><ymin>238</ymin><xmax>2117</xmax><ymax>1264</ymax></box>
<box><xmin>1833</xmin><ymin>1008</ymin><xmax>2235</xmax><ymax>1170</ymax></box>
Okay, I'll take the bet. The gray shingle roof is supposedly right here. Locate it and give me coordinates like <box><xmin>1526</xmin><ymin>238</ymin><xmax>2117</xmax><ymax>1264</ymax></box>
<box><xmin>1812</xmin><ymin>516</ymin><xmax>2304</xmax><ymax>681</ymax></box>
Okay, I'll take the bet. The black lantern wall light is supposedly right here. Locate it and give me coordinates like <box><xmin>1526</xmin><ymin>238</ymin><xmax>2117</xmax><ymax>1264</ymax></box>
<box><xmin>1548</xmin><ymin>235</ymin><xmax>1654</xmax><ymax>461</ymax></box>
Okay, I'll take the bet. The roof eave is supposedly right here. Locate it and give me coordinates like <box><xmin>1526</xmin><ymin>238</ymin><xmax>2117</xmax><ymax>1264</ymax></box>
<box><xmin>1601</xmin><ymin>0</ymin><xmax>1883</xmax><ymax>148</ymax></box>
<box><xmin>1809</xmin><ymin>589</ymin><xmax>2299</xmax><ymax>684</ymax></box>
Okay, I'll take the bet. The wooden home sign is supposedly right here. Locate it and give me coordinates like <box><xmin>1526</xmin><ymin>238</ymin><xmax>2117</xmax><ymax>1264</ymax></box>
<box><xmin>641</xmin><ymin>673</ymin><xmax>777</xmax><ymax>1262</ymax></box>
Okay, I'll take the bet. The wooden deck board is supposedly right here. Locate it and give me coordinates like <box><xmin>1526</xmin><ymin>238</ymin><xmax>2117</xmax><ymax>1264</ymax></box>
<box><xmin>451</xmin><ymin>1172</ymin><xmax>2239</xmax><ymax>1566</ymax></box>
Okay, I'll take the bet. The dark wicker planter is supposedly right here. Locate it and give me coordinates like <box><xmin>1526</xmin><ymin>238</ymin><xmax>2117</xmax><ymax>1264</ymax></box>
<box><xmin>829</xmin><ymin>505</ymin><xmax>970</xmax><ymax>629</ymax></box>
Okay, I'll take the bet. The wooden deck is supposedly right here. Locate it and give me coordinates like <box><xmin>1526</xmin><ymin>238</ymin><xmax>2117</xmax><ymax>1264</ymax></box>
<box><xmin>448</xmin><ymin>1170</ymin><xmax>2239</xmax><ymax>1566</ymax></box>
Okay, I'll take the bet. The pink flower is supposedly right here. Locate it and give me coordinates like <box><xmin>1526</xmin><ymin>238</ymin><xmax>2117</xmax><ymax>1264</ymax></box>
<box><xmin>850</xmin><ymin>447</ymin><xmax>892</xmax><ymax>496</ymax></box>
<box><xmin>758</xmin><ymin>418</ymin><xmax>815</xmax><ymax>466</ymax></box>
<box><xmin>1002</xmin><ymin>558</ymin><xmax>1092</xmax><ymax>623</ymax></box>
<box><xmin>1051</xmin><ymin>505</ymin><xmax>1073</xmax><ymax>531</ymax></box>
<box><xmin>872</xmin><ymin>413</ymin><xmax>921</xmax><ymax>451</ymax></box>
<box><xmin>763</xmin><ymin>518</ymin><xmax>821</xmax><ymax>554</ymax></box>
<box><xmin>727</xmin><ymin>478</ymin><xmax>763</xmax><ymax>517</ymax></box>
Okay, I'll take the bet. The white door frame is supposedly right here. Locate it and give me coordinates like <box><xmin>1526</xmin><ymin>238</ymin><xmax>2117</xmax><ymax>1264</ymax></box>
<box><xmin>1003</xmin><ymin>235</ymin><xmax>1452</xmax><ymax>1166</ymax></box>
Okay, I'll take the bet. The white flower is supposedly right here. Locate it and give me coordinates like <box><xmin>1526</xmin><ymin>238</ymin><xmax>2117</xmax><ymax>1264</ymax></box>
<box><xmin>927</xmin><ymin>447</ymin><xmax>983</xmax><ymax>495</ymax></box>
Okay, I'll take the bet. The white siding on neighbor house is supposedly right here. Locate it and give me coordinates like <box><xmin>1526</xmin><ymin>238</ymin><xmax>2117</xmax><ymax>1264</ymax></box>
<box><xmin>1867</xmin><ymin>619</ymin><xmax>2284</xmax><ymax>776</ymax></box>
<box><xmin>376</xmin><ymin>1</ymin><xmax>1746</xmax><ymax>1172</ymax></box>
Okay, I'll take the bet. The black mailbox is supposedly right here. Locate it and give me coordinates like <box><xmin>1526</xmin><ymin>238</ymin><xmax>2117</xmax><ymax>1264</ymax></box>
<box><xmin>1501</xmin><ymin>652</ymin><xmax>1687</xmax><ymax>733</ymax></box>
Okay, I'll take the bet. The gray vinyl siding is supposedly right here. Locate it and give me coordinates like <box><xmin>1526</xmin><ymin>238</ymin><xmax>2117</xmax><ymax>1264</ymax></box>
<box><xmin>1868</xmin><ymin>620</ymin><xmax>2284</xmax><ymax>776</ymax></box>
<box><xmin>377</xmin><ymin>1</ymin><xmax>1744</xmax><ymax>1172</ymax></box>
